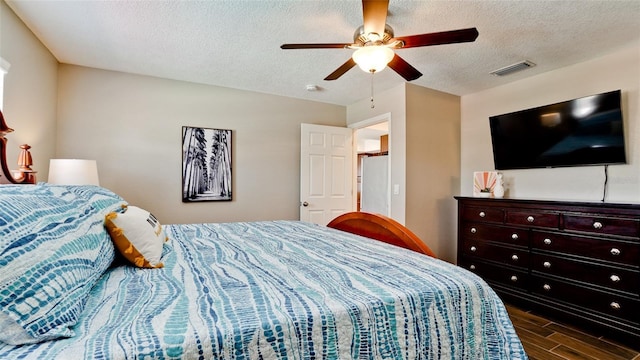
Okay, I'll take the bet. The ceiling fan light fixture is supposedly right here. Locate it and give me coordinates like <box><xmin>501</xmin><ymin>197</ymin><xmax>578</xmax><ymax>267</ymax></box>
<box><xmin>352</xmin><ymin>46</ymin><xmax>395</xmax><ymax>73</ymax></box>
<box><xmin>280</xmin><ymin>2</ymin><xmax>478</xmax><ymax>82</ymax></box>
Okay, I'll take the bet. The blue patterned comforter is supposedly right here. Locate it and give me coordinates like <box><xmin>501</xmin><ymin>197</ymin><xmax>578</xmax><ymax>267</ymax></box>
<box><xmin>1</xmin><ymin>220</ymin><xmax>526</xmax><ymax>359</ymax></box>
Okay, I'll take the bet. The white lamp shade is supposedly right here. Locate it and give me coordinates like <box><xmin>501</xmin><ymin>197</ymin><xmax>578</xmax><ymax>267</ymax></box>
<box><xmin>48</xmin><ymin>159</ymin><xmax>100</xmax><ymax>186</ymax></box>
<box><xmin>352</xmin><ymin>46</ymin><xmax>395</xmax><ymax>73</ymax></box>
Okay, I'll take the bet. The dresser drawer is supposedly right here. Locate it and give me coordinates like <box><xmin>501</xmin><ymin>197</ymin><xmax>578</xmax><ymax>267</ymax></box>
<box><xmin>531</xmin><ymin>230</ymin><xmax>639</xmax><ymax>266</ymax></box>
<box><xmin>507</xmin><ymin>209</ymin><xmax>559</xmax><ymax>228</ymax></box>
<box><xmin>462</xmin><ymin>238</ymin><xmax>529</xmax><ymax>268</ymax></box>
<box><xmin>460</xmin><ymin>256</ymin><xmax>528</xmax><ymax>291</ymax></box>
<box><xmin>531</xmin><ymin>253</ymin><xmax>640</xmax><ymax>295</ymax></box>
<box><xmin>462</xmin><ymin>206</ymin><xmax>504</xmax><ymax>223</ymax></box>
<box><xmin>531</xmin><ymin>275</ymin><xmax>640</xmax><ymax>323</ymax></box>
<box><xmin>564</xmin><ymin>214</ymin><xmax>639</xmax><ymax>238</ymax></box>
<box><xmin>461</xmin><ymin>222</ymin><xmax>528</xmax><ymax>247</ymax></box>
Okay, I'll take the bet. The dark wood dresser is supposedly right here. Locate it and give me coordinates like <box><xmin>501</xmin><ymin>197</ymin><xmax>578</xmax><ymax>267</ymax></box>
<box><xmin>455</xmin><ymin>196</ymin><xmax>640</xmax><ymax>346</ymax></box>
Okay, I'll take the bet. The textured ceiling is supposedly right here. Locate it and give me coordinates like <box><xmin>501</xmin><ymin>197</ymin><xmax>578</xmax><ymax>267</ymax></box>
<box><xmin>5</xmin><ymin>0</ymin><xmax>640</xmax><ymax>106</ymax></box>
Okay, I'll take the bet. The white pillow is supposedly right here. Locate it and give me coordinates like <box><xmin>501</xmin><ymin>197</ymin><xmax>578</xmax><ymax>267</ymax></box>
<box><xmin>104</xmin><ymin>205</ymin><xmax>167</xmax><ymax>268</ymax></box>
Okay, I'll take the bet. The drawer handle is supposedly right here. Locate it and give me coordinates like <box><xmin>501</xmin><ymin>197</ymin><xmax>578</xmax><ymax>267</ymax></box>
<box><xmin>511</xmin><ymin>254</ymin><xmax>519</xmax><ymax>261</ymax></box>
<box><xmin>479</xmin><ymin>211</ymin><xmax>486</xmax><ymax>218</ymax></box>
<box><xmin>610</xmin><ymin>248</ymin><xmax>621</xmax><ymax>256</ymax></box>
<box><xmin>470</xmin><ymin>227</ymin><xmax>477</xmax><ymax>234</ymax></box>
<box><xmin>527</xmin><ymin>216</ymin><xmax>535</xmax><ymax>223</ymax></box>
<box><xmin>593</xmin><ymin>221</ymin><xmax>603</xmax><ymax>229</ymax></box>
<box><xmin>511</xmin><ymin>233</ymin><xmax>519</xmax><ymax>240</ymax></box>
<box><xmin>510</xmin><ymin>275</ymin><xmax>518</xmax><ymax>282</ymax></box>
<box><xmin>543</xmin><ymin>261</ymin><xmax>551</xmax><ymax>269</ymax></box>
<box><xmin>469</xmin><ymin>264</ymin><xmax>476</xmax><ymax>270</ymax></box>
<box><xmin>610</xmin><ymin>302</ymin><xmax>621</xmax><ymax>310</ymax></box>
<box><xmin>543</xmin><ymin>284</ymin><xmax>551</xmax><ymax>291</ymax></box>
<box><xmin>470</xmin><ymin>246</ymin><xmax>477</xmax><ymax>252</ymax></box>
<box><xmin>610</xmin><ymin>274</ymin><xmax>621</xmax><ymax>283</ymax></box>
<box><xmin>543</xmin><ymin>238</ymin><xmax>552</xmax><ymax>245</ymax></box>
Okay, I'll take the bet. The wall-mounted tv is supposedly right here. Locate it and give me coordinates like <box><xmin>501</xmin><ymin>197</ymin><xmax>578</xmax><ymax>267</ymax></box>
<box><xmin>489</xmin><ymin>90</ymin><xmax>626</xmax><ymax>170</ymax></box>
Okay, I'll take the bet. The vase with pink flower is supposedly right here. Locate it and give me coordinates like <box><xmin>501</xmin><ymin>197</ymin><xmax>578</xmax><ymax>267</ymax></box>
<box><xmin>493</xmin><ymin>173</ymin><xmax>505</xmax><ymax>198</ymax></box>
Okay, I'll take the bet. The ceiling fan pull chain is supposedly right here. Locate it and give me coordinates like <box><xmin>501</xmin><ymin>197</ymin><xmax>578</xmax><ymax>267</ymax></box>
<box><xmin>370</xmin><ymin>71</ymin><xmax>375</xmax><ymax>108</ymax></box>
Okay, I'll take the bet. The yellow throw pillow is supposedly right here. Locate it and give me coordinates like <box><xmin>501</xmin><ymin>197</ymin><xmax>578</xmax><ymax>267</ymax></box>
<box><xmin>104</xmin><ymin>205</ymin><xmax>168</xmax><ymax>268</ymax></box>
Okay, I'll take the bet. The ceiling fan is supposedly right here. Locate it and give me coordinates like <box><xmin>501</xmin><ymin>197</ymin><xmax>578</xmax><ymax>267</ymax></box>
<box><xmin>281</xmin><ymin>0</ymin><xmax>478</xmax><ymax>82</ymax></box>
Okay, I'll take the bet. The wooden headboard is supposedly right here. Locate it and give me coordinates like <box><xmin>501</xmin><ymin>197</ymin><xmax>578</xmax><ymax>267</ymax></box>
<box><xmin>0</xmin><ymin>109</ymin><xmax>36</xmax><ymax>184</ymax></box>
<box><xmin>327</xmin><ymin>211</ymin><xmax>436</xmax><ymax>257</ymax></box>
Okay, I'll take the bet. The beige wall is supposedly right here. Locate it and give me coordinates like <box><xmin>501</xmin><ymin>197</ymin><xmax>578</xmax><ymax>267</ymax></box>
<box><xmin>347</xmin><ymin>83</ymin><xmax>461</xmax><ymax>262</ymax></box>
<box><xmin>0</xmin><ymin>0</ymin><xmax>57</xmax><ymax>178</ymax></box>
<box><xmin>461</xmin><ymin>43</ymin><xmax>640</xmax><ymax>203</ymax></box>
<box><xmin>347</xmin><ymin>84</ymin><xmax>407</xmax><ymax>224</ymax></box>
<box><xmin>57</xmin><ymin>65</ymin><xmax>346</xmax><ymax>224</ymax></box>
<box><xmin>405</xmin><ymin>84</ymin><xmax>460</xmax><ymax>262</ymax></box>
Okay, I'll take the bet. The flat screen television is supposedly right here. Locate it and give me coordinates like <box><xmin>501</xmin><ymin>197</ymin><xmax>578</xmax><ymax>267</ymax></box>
<box><xmin>489</xmin><ymin>90</ymin><xmax>626</xmax><ymax>170</ymax></box>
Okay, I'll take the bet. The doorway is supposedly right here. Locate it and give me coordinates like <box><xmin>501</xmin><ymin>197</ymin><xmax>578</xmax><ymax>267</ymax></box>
<box><xmin>350</xmin><ymin>114</ymin><xmax>391</xmax><ymax>216</ymax></box>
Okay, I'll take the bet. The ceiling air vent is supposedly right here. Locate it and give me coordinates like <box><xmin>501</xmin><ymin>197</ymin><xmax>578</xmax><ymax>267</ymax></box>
<box><xmin>490</xmin><ymin>60</ymin><xmax>536</xmax><ymax>76</ymax></box>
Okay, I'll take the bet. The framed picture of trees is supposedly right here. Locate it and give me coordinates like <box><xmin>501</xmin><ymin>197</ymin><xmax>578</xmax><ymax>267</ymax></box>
<box><xmin>182</xmin><ymin>126</ymin><xmax>232</xmax><ymax>202</ymax></box>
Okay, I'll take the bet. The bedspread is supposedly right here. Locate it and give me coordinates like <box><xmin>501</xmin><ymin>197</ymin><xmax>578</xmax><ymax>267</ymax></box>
<box><xmin>0</xmin><ymin>220</ymin><xmax>526</xmax><ymax>359</ymax></box>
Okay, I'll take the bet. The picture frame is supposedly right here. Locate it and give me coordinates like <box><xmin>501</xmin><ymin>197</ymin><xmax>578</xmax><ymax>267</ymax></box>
<box><xmin>473</xmin><ymin>171</ymin><xmax>498</xmax><ymax>198</ymax></box>
<box><xmin>182</xmin><ymin>126</ymin><xmax>232</xmax><ymax>202</ymax></box>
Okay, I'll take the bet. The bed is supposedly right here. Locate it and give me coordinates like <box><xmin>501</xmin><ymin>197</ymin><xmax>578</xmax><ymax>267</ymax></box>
<box><xmin>0</xmin><ymin>112</ymin><xmax>526</xmax><ymax>359</ymax></box>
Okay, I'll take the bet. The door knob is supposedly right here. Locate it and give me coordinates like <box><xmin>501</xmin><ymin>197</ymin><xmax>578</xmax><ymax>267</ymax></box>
<box><xmin>302</xmin><ymin>201</ymin><xmax>309</xmax><ymax>207</ymax></box>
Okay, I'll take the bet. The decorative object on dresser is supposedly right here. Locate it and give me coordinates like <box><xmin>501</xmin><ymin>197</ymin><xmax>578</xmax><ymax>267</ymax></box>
<box><xmin>473</xmin><ymin>171</ymin><xmax>499</xmax><ymax>197</ymax></box>
<box><xmin>493</xmin><ymin>173</ymin><xmax>505</xmax><ymax>198</ymax></box>
<box><xmin>455</xmin><ymin>196</ymin><xmax>640</xmax><ymax>347</ymax></box>
<box><xmin>0</xmin><ymin>109</ymin><xmax>36</xmax><ymax>184</ymax></box>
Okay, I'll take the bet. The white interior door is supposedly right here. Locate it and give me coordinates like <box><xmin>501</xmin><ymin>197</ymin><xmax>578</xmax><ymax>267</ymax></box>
<box><xmin>300</xmin><ymin>124</ymin><xmax>353</xmax><ymax>225</ymax></box>
<box><xmin>360</xmin><ymin>155</ymin><xmax>389</xmax><ymax>215</ymax></box>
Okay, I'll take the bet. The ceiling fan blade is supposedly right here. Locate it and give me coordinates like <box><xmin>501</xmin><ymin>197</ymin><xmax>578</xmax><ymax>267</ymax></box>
<box><xmin>387</xmin><ymin>54</ymin><xmax>422</xmax><ymax>81</ymax></box>
<box><xmin>324</xmin><ymin>58</ymin><xmax>357</xmax><ymax>81</ymax></box>
<box><xmin>396</xmin><ymin>28</ymin><xmax>479</xmax><ymax>49</ymax></box>
<box><xmin>281</xmin><ymin>43</ymin><xmax>352</xmax><ymax>49</ymax></box>
<box><xmin>362</xmin><ymin>0</ymin><xmax>389</xmax><ymax>36</ymax></box>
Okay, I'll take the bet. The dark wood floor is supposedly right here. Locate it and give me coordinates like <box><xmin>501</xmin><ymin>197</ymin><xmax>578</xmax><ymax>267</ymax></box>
<box><xmin>505</xmin><ymin>304</ymin><xmax>640</xmax><ymax>360</ymax></box>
